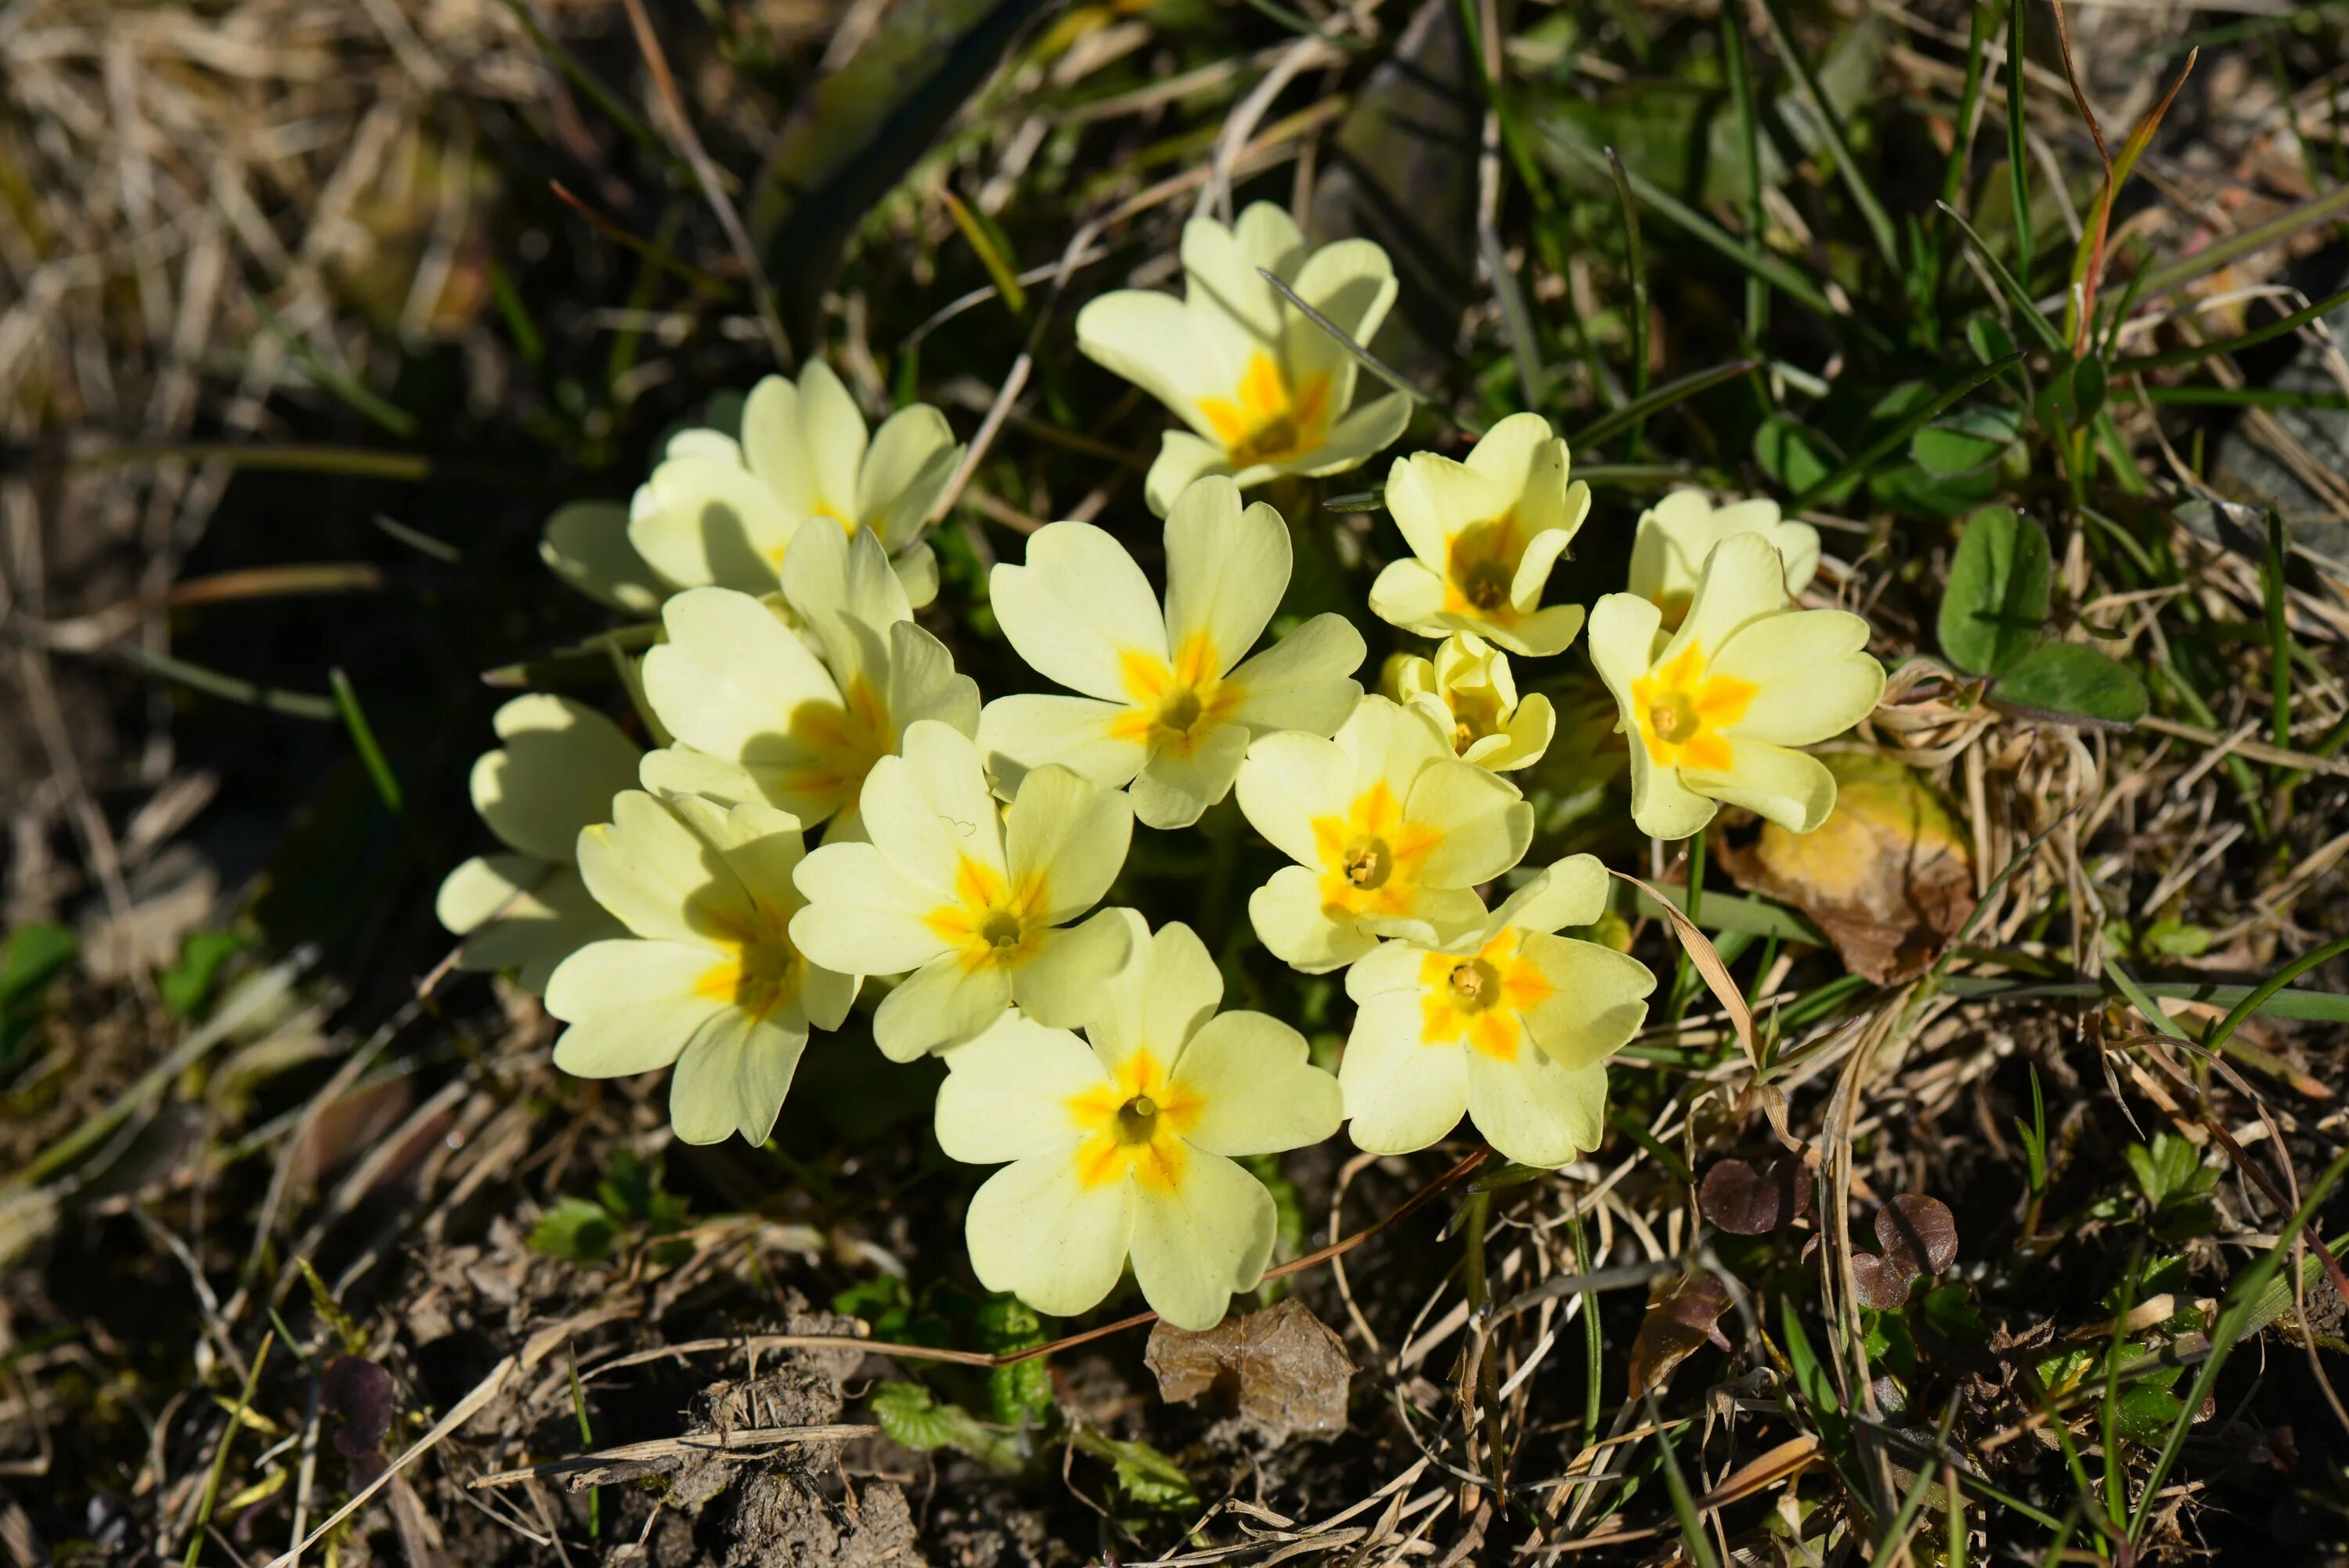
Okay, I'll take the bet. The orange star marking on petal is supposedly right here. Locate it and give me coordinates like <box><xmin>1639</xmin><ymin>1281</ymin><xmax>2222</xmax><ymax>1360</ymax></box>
<box><xmin>1065</xmin><ymin>1047</ymin><xmax>1205</xmax><ymax>1192</ymax></box>
<box><xmin>1197</xmin><ymin>351</ymin><xmax>1332</xmax><ymax>469</ymax></box>
<box><xmin>1629</xmin><ymin>642</ymin><xmax>1756</xmax><ymax>774</ymax></box>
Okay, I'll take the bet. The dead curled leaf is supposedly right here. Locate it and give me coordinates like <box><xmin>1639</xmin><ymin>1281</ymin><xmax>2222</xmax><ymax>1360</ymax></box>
<box><xmin>1629</xmin><ymin>1271</ymin><xmax>1734</xmax><ymax>1397</ymax></box>
<box><xmin>1715</xmin><ymin>753</ymin><xmax>1976</xmax><ymax>985</ymax></box>
<box><xmin>1143</xmin><ymin>1299</ymin><xmax>1352</xmax><ymax>1440</ymax></box>
<box><xmin>1698</xmin><ymin>1155</ymin><xmax>1814</xmax><ymax>1235</ymax></box>
<box><xmin>322</xmin><ymin>1355</ymin><xmax>396</xmax><ymax>1461</ymax></box>
<box><xmin>1849</xmin><ymin>1195</ymin><xmax>1961</xmax><ymax>1310</ymax></box>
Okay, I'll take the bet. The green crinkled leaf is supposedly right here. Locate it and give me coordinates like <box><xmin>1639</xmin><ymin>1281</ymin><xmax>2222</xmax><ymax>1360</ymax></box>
<box><xmin>1912</xmin><ymin>406</ymin><xmax>2022</xmax><ymax>477</ymax></box>
<box><xmin>1990</xmin><ymin>641</ymin><xmax>2149</xmax><ymax>726</ymax></box>
<box><xmin>2114</xmin><ymin>1382</ymin><xmax>2188</xmax><ymax>1446</ymax></box>
<box><xmin>0</xmin><ymin>922</ymin><xmax>77</xmax><ymax>1063</ymax></box>
<box><xmin>870</xmin><ymin>1382</ymin><xmax>1026</xmax><ymax>1472</ymax></box>
<box><xmin>160</xmin><ymin>929</ymin><xmax>250</xmax><ymax>1020</ymax></box>
<box><xmin>1939</xmin><ymin>506</ymin><xmax>2050</xmax><ymax>676</ymax></box>
<box><xmin>1101</xmin><ymin>1435</ymin><xmax>1197</xmax><ymax>1509</ymax></box>
<box><xmin>974</xmin><ymin>1296</ymin><xmax>1053</xmax><ymax>1426</ymax></box>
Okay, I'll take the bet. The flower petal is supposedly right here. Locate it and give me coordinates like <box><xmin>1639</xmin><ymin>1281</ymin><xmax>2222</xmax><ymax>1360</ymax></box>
<box><xmin>1225</xmin><ymin>615</ymin><xmax>1366</xmax><ymax>737</ymax></box>
<box><xmin>779</xmin><ymin>513</ymin><xmax>911</xmax><ymax>678</ymax></box>
<box><xmin>1366</xmin><ymin>557</ymin><xmax>1449</xmax><ymax>636</ymax></box>
<box><xmin>887</xmin><ymin>621</ymin><xmax>981</xmax><ymax>736</ymax></box>
<box><xmin>547</xmin><ymin>938</ymin><xmax>727</xmax><ymax>1074</ymax></box>
<box><xmin>1384</xmin><ymin>449</ymin><xmax>1506</xmax><ymax>568</ymax></box>
<box><xmin>1284</xmin><ymin>238</ymin><xmax>1398</xmax><ymax>391</ymax></box>
<box><xmin>1463</xmin><ymin>1051</ymin><xmax>1608</xmax><ymax>1168</ymax></box>
<box><xmin>643</xmin><ymin>588</ymin><xmax>844</xmax><ymax>816</ymax></box>
<box><xmin>936</xmin><ymin>1013</ymin><xmax>1111</xmax><ymax>1163</ymax></box>
<box><xmin>1586</xmin><ymin>591</ymin><xmax>1662</xmax><ymax>709</ymax></box>
<box><xmin>796</xmin><ymin>360</ymin><xmax>870</xmax><ymax>519</ymax></box>
<box><xmin>575</xmin><ymin>790</ymin><xmax>735</xmax><ymax>943</ymax></box>
<box><xmin>1659</xmin><ymin>531</ymin><xmax>1789</xmax><ymax>669</ymax></box>
<box><xmin>1233</xmin><ymin>729</ymin><xmax>1352</xmax><ymax>869</ymax></box>
<box><xmin>976</xmin><ymin>694</ymin><xmax>1146</xmax><ymax>799</ymax></box>
<box><xmin>875</xmin><ymin>956</ymin><xmax>1015</xmax><ymax>1059</ymax></box>
<box><xmin>858</xmin><ymin>404</ymin><xmax>961</xmax><ymax>550</ymax></box>
<box><xmin>669</xmin><ymin>1008</ymin><xmax>809</xmax><ymax>1146</ymax></box>
<box><xmin>438</xmin><ymin>856</ymin><xmax>621</xmax><ymax>993</ymax></box>
<box><xmin>1130</xmin><ymin>1148</ymin><xmax>1276</xmax><ymax>1331</ymax></box>
<box><xmin>1681</xmin><ymin>739</ymin><xmax>1839</xmax><ymax>834</ymax></box>
<box><xmin>991</xmin><ymin>521</ymin><xmax>1170</xmax><ymax>703</ymax></box>
<box><xmin>1279</xmin><ymin>391</ymin><xmax>1410</xmax><ymax>480</ymax></box>
<box><xmin>1161</xmin><ymin>478</ymin><xmax>1287</xmax><ymax>674</ymax></box>
<box><xmin>1170</xmin><ymin>1011</ymin><xmax>1341</xmax><ymax>1155</ymax></box>
<box><xmin>1130</xmin><ymin>722</ymin><xmax>1250</xmax><ymax>831</ymax></box>
<box><xmin>1489</xmin><ymin>854</ymin><xmax>1611</xmax><ymax>937</ymax></box>
<box><xmin>1088</xmin><ymin>914</ymin><xmax>1219</xmax><ymax>1072</ymax></box>
<box><xmin>965</xmin><ymin>1153</ymin><xmax>1136</xmax><ymax>1318</ymax></box>
<box><xmin>1183</xmin><ymin>207</ymin><xmax>1292</xmax><ymax>353</ymax></box>
<box><xmin>1404</xmin><ymin>759</ymin><xmax>1532</xmax><ymax>890</ymax></box>
<box><xmin>1341</xmin><ymin>937</ymin><xmax>1423</xmax><ymax>1003</ymax></box>
<box><xmin>1248</xmin><ymin>863</ymin><xmax>1377</xmax><ymax>974</ymax></box>
<box><xmin>738</xmin><ymin>373</ymin><xmax>820</xmax><ymax>521</ymax></box>
<box><xmin>1518</xmin><ymin>933</ymin><xmax>1654</xmax><ymax>1072</ymax></box>
<box><xmin>541</xmin><ymin>501</ymin><xmax>666</xmax><ymax>615</ymax></box>
<box><xmin>1005</xmin><ymin>765</ymin><xmax>1133</xmax><ymax>923</ymax></box>
<box><xmin>788</xmin><ymin>840</ymin><xmax>954</xmax><ymax>976</ymax></box>
<box><xmin>629</xmin><ymin>452</ymin><xmax>796</xmax><ymax>592</ymax></box>
<box><xmin>1012</xmin><ymin>907</ymin><xmax>1135</xmax><ymax>1029</ymax></box>
<box><xmin>1340</xmin><ymin>993</ymin><xmax>1469</xmax><ymax>1153</ymax></box>
<box><xmin>1711</xmin><ymin>609</ymin><xmax>1885</xmax><ymax>746</ymax></box>
<box><xmin>1077</xmin><ymin>290</ymin><xmax>1226</xmax><ymax>438</ymax></box>
<box><xmin>856</xmin><ymin>720</ymin><xmax>1007</xmax><ymax>893</ymax></box>
<box><xmin>637</xmin><ymin>745</ymin><xmax>764</xmax><ymax>809</ymax></box>
<box><xmin>1145</xmin><ymin>432</ymin><xmax>1237</xmax><ymax>517</ymax></box>
<box><xmin>471</xmin><ymin>694</ymin><xmax>643</xmax><ymax>863</ymax></box>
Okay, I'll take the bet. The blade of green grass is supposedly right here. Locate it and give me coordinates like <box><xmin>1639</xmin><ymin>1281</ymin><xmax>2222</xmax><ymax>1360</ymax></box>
<box><xmin>1543</xmin><ymin>133</ymin><xmax>1848</xmax><ymax>326</ymax></box>
<box><xmin>251</xmin><ymin>298</ymin><xmax>417</xmax><ymax>438</ymax></box>
<box><xmin>184</xmin><ymin>1332</ymin><xmax>275</xmax><ymax>1568</ymax></box>
<box><xmin>1646</xmin><ymin>1393</ymin><xmax>1723</xmax><ymax>1568</ymax></box>
<box><xmin>2135</xmin><ymin>182</ymin><xmax>2349</xmax><ymax>302</ymax></box>
<box><xmin>2142</xmin><ymin>385</ymin><xmax>2349</xmax><ymax>410</ymax></box>
<box><xmin>2130</xmin><ymin>1148</ymin><xmax>2349</xmax><ymax>1547</ymax></box>
<box><xmin>1571</xmin><ymin>359</ymin><xmax>1759</xmax><ymax>451</ymax></box>
<box><xmin>1935</xmin><ymin>202</ymin><xmax>2066</xmax><ymax>351</ymax></box>
<box><xmin>2115</xmin><ymin>284</ymin><xmax>2349</xmax><ymax>373</ymax></box>
<box><xmin>2005</xmin><ymin>0</ymin><xmax>2035</xmax><ymax>290</ymax></box>
<box><xmin>1720</xmin><ymin>7</ymin><xmax>1769</xmax><ymax>347</ymax></box>
<box><xmin>103</xmin><ymin>643</ymin><xmax>338</xmax><ymax>721</ymax></box>
<box><xmin>1478</xmin><ymin>223</ymin><xmax>1545</xmax><ymax>411</ymax></box>
<box><xmin>330</xmin><ymin>669</ymin><xmax>406</xmax><ymax>816</ymax></box>
<box><xmin>1754</xmin><ymin>0</ymin><xmax>1900</xmax><ymax>272</ymax></box>
<box><xmin>1792</xmin><ymin>351</ymin><xmax>2023</xmax><ymax>506</ymax></box>
<box><xmin>1604</xmin><ymin>148</ymin><xmax>1651</xmax><ymax>451</ymax></box>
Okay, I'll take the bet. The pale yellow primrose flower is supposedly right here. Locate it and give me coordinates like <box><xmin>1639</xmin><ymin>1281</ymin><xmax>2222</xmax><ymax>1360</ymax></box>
<box><xmin>541</xmin><ymin>501</ymin><xmax>667</xmax><ymax>615</ymax></box>
<box><xmin>1236</xmin><ymin>696</ymin><xmax>1532</xmax><ymax>973</ymax></box>
<box><xmin>1075</xmin><ymin>203</ymin><xmax>1412</xmax><ymax>517</ymax></box>
<box><xmin>977</xmin><ymin>478</ymin><xmax>1366</xmax><ymax>830</ymax></box>
<box><xmin>1341</xmin><ymin>856</ymin><xmax>1654</xmax><ymax>1167</ymax></box>
<box><xmin>637</xmin><ymin>521</ymin><xmax>980</xmax><ymax>838</ymax></box>
<box><xmin>1368</xmin><ymin>414</ymin><xmax>1592</xmax><ymax>657</ymax></box>
<box><xmin>626</xmin><ymin>360</ymin><xmax>962</xmax><ymax>607</ymax></box>
<box><xmin>1588</xmin><ymin>532</ymin><xmax>1885</xmax><ymax>841</ymax></box>
<box><xmin>1382</xmin><ymin>632</ymin><xmax>1554</xmax><ymax>773</ymax></box>
<box><xmin>790</xmin><ymin>721</ymin><xmax>1135</xmax><ymax>1059</ymax></box>
<box><xmin>546</xmin><ymin>791</ymin><xmax>856</xmax><ymax>1145</ymax></box>
<box><xmin>436</xmin><ymin>695</ymin><xmax>640</xmax><ymax>993</ymax></box>
<box><xmin>1628</xmin><ymin>489</ymin><xmax>1820</xmax><ymax>634</ymax></box>
<box><xmin>935</xmin><ymin>917</ymin><xmax>1340</xmax><ymax>1329</ymax></box>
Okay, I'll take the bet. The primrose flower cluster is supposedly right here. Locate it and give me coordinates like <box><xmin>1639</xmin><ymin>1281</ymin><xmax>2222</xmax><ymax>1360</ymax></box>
<box><xmin>439</xmin><ymin>204</ymin><xmax>1886</xmax><ymax>1332</ymax></box>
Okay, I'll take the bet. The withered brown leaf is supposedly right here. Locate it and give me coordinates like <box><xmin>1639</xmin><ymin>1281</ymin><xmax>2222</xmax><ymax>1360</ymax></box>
<box><xmin>1143</xmin><ymin>1299</ymin><xmax>1352</xmax><ymax>1440</ymax></box>
<box><xmin>1698</xmin><ymin>1155</ymin><xmax>1814</xmax><ymax>1235</ymax></box>
<box><xmin>1628</xmin><ymin>1271</ymin><xmax>1734</xmax><ymax>1397</ymax></box>
<box><xmin>1715</xmin><ymin>753</ymin><xmax>1976</xmax><ymax>985</ymax></box>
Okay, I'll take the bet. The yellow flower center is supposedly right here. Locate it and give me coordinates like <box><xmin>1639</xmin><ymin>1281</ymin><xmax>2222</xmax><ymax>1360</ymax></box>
<box><xmin>924</xmin><ymin>856</ymin><xmax>1048</xmax><ymax>972</ymax></box>
<box><xmin>693</xmin><ymin>903</ymin><xmax>803</xmax><ymax>1022</ymax></box>
<box><xmin>1197</xmin><ymin>351</ymin><xmax>1333</xmax><ymax>470</ymax></box>
<box><xmin>1418</xmin><ymin>929</ymin><xmax>1550</xmax><ymax>1061</ymax></box>
<box><xmin>1629</xmin><ymin>643</ymin><xmax>1757</xmax><ymax>774</ymax></box>
<box><xmin>1309</xmin><ymin>781</ymin><xmax>1442</xmax><ymax>920</ymax></box>
<box><xmin>1444</xmin><ymin>515</ymin><xmax>1528</xmax><ymax>624</ymax></box>
<box><xmin>1066</xmin><ymin>1050</ymin><xmax>1203</xmax><ymax>1191</ymax></box>
<box><xmin>1113</xmin><ymin>633</ymin><xmax>1243</xmax><ymax>759</ymax></box>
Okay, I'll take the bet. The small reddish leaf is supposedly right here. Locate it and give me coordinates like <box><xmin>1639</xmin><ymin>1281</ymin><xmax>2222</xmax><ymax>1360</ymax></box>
<box><xmin>1143</xmin><ymin>1299</ymin><xmax>1352</xmax><ymax>1440</ymax></box>
<box><xmin>1698</xmin><ymin>1156</ymin><xmax>1814</xmax><ymax>1235</ymax></box>
<box><xmin>1629</xmin><ymin>1271</ymin><xmax>1734</xmax><ymax>1397</ymax></box>
<box><xmin>1875</xmin><ymin>1195</ymin><xmax>1959</xmax><ymax>1278</ymax></box>
<box><xmin>1850</xmin><ymin>1253</ymin><xmax>1914</xmax><ymax>1311</ymax></box>
<box><xmin>322</xmin><ymin>1356</ymin><xmax>395</xmax><ymax>1459</ymax></box>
